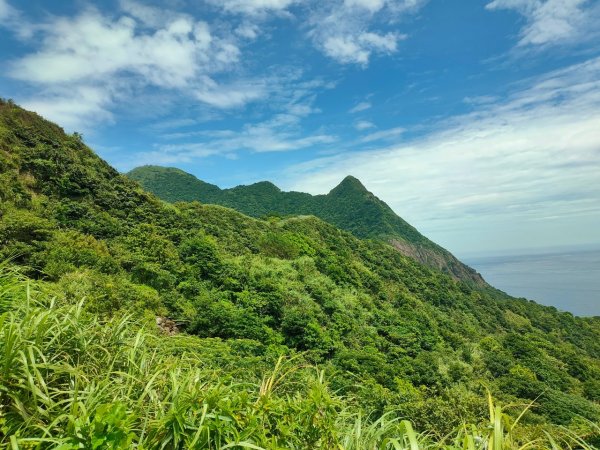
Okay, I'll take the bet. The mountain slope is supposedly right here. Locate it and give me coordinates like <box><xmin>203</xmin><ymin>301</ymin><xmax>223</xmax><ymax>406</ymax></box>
<box><xmin>128</xmin><ymin>166</ymin><xmax>485</xmax><ymax>285</ymax></box>
<box><xmin>2</xmin><ymin>99</ymin><xmax>600</xmax><ymax>439</ymax></box>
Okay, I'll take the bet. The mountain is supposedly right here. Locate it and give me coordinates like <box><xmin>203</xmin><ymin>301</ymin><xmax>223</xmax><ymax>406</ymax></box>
<box><xmin>128</xmin><ymin>165</ymin><xmax>485</xmax><ymax>285</ymax></box>
<box><xmin>2</xmin><ymin>99</ymin><xmax>600</xmax><ymax>445</ymax></box>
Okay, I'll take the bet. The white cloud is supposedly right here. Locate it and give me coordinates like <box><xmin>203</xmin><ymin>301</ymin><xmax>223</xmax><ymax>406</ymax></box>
<box><xmin>308</xmin><ymin>0</ymin><xmax>422</xmax><ymax>65</ymax></box>
<box><xmin>118</xmin><ymin>144</ymin><xmax>225</xmax><ymax>170</ymax></box>
<box><xmin>321</xmin><ymin>32</ymin><xmax>402</xmax><ymax>64</ymax></box>
<box><xmin>235</xmin><ymin>22</ymin><xmax>261</xmax><ymax>39</ymax></box>
<box><xmin>0</xmin><ymin>0</ymin><xmax>29</xmax><ymax>36</ymax></box>
<box><xmin>360</xmin><ymin>126</ymin><xmax>404</xmax><ymax>142</ymax></box>
<box><xmin>486</xmin><ymin>0</ymin><xmax>598</xmax><ymax>47</ymax></box>
<box><xmin>4</xmin><ymin>0</ymin><xmax>423</xmax><ymax>131</ymax></box>
<box><xmin>9</xmin><ymin>12</ymin><xmax>230</xmax><ymax>88</ymax></box>
<box><xmin>0</xmin><ymin>0</ymin><xmax>13</xmax><ymax>22</ymax></box>
<box><xmin>194</xmin><ymin>78</ymin><xmax>267</xmax><ymax>108</ymax></box>
<box><xmin>322</xmin><ymin>36</ymin><xmax>370</xmax><ymax>65</ymax></box>
<box><xmin>355</xmin><ymin>120</ymin><xmax>375</xmax><ymax>130</ymax></box>
<box><xmin>349</xmin><ymin>101</ymin><xmax>372</xmax><ymax>113</ymax></box>
<box><xmin>6</xmin><ymin>4</ymin><xmax>264</xmax><ymax>129</ymax></box>
<box><xmin>387</xmin><ymin>0</ymin><xmax>428</xmax><ymax>13</ymax></box>
<box><xmin>206</xmin><ymin>0</ymin><xmax>421</xmax><ymax>65</ymax></box>
<box><xmin>225</xmin><ymin>126</ymin><xmax>336</xmax><ymax>152</ymax></box>
<box><xmin>359</xmin><ymin>31</ymin><xmax>400</xmax><ymax>51</ymax></box>
<box><xmin>121</xmin><ymin>74</ymin><xmax>336</xmax><ymax>165</ymax></box>
<box><xmin>119</xmin><ymin>0</ymin><xmax>177</xmax><ymax>28</ymax></box>
<box><xmin>206</xmin><ymin>0</ymin><xmax>299</xmax><ymax>15</ymax></box>
<box><xmin>128</xmin><ymin>126</ymin><xmax>336</xmax><ymax>169</ymax></box>
<box><xmin>344</xmin><ymin>0</ymin><xmax>386</xmax><ymax>12</ymax></box>
<box><xmin>282</xmin><ymin>56</ymin><xmax>600</xmax><ymax>253</ymax></box>
<box><xmin>20</xmin><ymin>86</ymin><xmax>114</xmax><ymax>131</ymax></box>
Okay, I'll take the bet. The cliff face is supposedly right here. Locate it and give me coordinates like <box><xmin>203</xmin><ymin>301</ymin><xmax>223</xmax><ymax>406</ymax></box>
<box><xmin>389</xmin><ymin>239</ymin><xmax>485</xmax><ymax>285</ymax></box>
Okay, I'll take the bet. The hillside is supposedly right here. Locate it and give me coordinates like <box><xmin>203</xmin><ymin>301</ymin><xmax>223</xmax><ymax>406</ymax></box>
<box><xmin>1</xmin><ymin>99</ymin><xmax>600</xmax><ymax>447</ymax></box>
<box><xmin>128</xmin><ymin>165</ymin><xmax>485</xmax><ymax>285</ymax></box>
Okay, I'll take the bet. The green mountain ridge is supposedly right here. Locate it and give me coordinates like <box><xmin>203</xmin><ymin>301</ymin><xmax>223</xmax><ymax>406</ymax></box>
<box><xmin>128</xmin><ymin>165</ymin><xmax>485</xmax><ymax>285</ymax></box>
<box><xmin>1</xmin><ymin>99</ymin><xmax>600</xmax><ymax>446</ymax></box>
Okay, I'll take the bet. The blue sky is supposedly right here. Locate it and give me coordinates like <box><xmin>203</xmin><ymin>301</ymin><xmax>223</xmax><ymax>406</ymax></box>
<box><xmin>1</xmin><ymin>0</ymin><xmax>599</xmax><ymax>256</ymax></box>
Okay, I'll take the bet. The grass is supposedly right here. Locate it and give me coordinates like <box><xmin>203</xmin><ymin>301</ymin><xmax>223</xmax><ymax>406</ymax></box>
<box><xmin>0</xmin><ymin>265</ymin><xmax>597</xmax><ymax>449</ymax></box>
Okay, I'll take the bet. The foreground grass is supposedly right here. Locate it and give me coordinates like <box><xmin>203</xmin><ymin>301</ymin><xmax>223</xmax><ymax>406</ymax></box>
<box><xmin>0</xmin><ymin>265</ymin><xmax>597</xmax><ymax>449</ymax></box>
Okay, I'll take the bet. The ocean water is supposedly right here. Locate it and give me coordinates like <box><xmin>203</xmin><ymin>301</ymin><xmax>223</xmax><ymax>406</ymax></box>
<box><xmin>465</xmin><ymin>249</ymin><xmax>600</xmax><ymax>317</ymax></box>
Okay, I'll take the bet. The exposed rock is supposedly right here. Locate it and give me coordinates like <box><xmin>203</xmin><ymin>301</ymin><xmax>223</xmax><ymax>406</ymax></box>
<box><xmin>156</xmin><ymin>316</ymin><xmax>179</xmax><ymax>335</ymax></box>
<box><xmin>389</xmin><ymin>238</ymin><xmax>486</xmax><ymax>286</ymax></box>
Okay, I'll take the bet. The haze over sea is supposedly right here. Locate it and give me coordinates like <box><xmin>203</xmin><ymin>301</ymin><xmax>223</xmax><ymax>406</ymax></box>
<box><xmin>465</xmin><ymin>246</ymin><xmax>600</xmax><ymax>317</ymax></box>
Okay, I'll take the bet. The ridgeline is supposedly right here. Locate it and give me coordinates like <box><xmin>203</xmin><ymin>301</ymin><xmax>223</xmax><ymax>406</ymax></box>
<box><xmin>128</xmin><ymin>165</ymin><xmax>485</xmax><ymax>285</ymax></box>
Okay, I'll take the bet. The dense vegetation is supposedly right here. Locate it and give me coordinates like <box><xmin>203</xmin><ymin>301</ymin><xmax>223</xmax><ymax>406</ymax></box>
<box><xmin>1</xmin><ymin>265</ymin><xmax>599</xmax><ymax>449</ymax></box>
<box><xmin>1</xmin><ymin>99</ymin><xmax>600</xmax><ymax>447</ymax></box>
<box><xmin>127</xmin><ymin>166</ymin><xmax>484</xmax><ymax>284</ymax></box>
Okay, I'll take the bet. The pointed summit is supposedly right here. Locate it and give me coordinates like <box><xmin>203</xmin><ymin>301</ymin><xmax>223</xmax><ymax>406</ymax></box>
<box><xmin>341</xmin><ymin>175</ymin><xmax>363</xmax><ymax>185</ymax></box>
<box><xmin>328</xmin><ymin>175</ymin><xmax>369</xmax><ymax>197</ymax></box>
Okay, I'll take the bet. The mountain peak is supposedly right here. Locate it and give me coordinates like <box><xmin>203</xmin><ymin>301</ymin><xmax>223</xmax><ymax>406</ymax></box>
<box><xmin>328</xmin><ymin>175</ymin><xmax>369</xmax><ymax>197</ymax></box>
<box><xmin>251</xmin><ymin>181</ymin><xmax>281</xmax><ymax>191</ymax></box>
<box><xmin>232</xmin><ymin>181</ymin><xmax>281</xmax><ymax>194</ymax></box>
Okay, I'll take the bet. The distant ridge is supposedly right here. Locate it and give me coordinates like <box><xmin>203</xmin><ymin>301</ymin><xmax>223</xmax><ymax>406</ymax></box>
<box><xmin>127</xmin><ymin>165</ymin><xmax>486</xmax><ymax>285</ymax></box>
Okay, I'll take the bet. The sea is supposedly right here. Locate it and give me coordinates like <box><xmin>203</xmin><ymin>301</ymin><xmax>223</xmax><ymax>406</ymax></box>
<box><xmin>465</xmin><ymin>248</ymin><xmax>600</xmax><ymax>317</ymax></box>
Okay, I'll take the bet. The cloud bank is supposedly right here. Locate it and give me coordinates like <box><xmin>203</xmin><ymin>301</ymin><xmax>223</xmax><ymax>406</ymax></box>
<box><xmin>283</xmin><ymin>56</ymin><xmax>600</xmax><ymax>253</ymax></box>
<box><xmin>486</xmin><ymin>0</ymin><xmax>599</xmax><ymax>47</ymax></box>
<box><xmin>307</xmin><ymin>0</ymin><xmax>424</xmax><ymax>65</ymax></box>
<box><xmin>5</xmin><ymin>3</ymin><xmax>258</xmax><ymax>129</ymax></box>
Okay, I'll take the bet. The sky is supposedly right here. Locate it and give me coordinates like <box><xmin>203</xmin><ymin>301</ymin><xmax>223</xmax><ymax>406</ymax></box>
<box><xmin>1</xmin><ymin>0</ymin><xmax>599</xmax><ymax>257</ymax></box>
